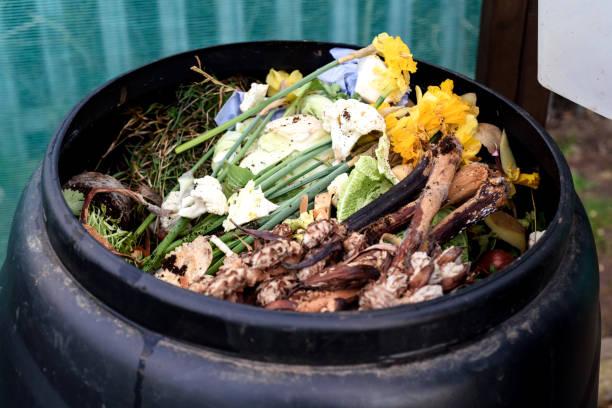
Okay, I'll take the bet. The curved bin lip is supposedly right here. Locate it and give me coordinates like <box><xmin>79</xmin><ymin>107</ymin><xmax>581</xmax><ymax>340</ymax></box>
<box><xmin>41</xmin><ymin>41</ymin><xmax>575</xmax><ymax>364</ymax></box>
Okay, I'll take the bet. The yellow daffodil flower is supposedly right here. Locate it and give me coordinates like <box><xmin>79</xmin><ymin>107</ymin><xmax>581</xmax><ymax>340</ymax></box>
<box><xmin>265</xmin><ymin>68</ymin><xmax>303</xmax><ymax>100</ymax></box>
<box><xmin>371</xmin><ymin>33</ymin><xmax>418</xmax><ymax>103</ymax></box>
<box><xmin>499</xmin><ymin>130</ymin><xmax>540</xmax><ymax>189</ymax></box>
<box><xmin>386</xmin><ymin>79</ymin><xmax>482</xmax><ymax>164</ymax></box>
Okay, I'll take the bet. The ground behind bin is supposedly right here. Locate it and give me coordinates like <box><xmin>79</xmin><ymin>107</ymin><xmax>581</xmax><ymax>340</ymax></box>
<box><xmin>546</xmin><ymin>98</ymin><xmax>612</xmax><ymax>407</ymax></box>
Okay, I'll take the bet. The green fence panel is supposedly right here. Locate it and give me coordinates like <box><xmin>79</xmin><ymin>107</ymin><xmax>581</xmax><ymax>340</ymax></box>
<box><xmin>0</xmin><ymin>0</ymin><xmax>482</xmax><ymax>262</ymax></box>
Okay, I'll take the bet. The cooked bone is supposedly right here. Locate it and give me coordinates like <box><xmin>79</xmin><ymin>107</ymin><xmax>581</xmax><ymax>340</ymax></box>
<box><xmin>362</xmin><ymin>200</ymin><xmax>417</xmax><ymax>244</ymax></box>
<box><xmin>389</xmin><ymin>137</ymin><xmax>462</xmax><ymax>273</ymax></box>
<box><xmin>431</xmin><ymin>177</ymin><xmax>508</xmax><ymax>244</ymax></box>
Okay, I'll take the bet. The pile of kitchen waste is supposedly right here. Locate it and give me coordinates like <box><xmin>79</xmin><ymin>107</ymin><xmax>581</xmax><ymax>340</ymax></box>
<box><xmin>63</xmin><ymin>33</ymin><xmax>546</xmax><ymax>312</ymax></box>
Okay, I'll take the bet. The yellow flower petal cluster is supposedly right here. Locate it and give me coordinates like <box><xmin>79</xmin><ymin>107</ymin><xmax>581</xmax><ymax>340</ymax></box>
<box><xmin>505</xmin><ymin>168</ymin><xmax>540</xmax><ymax>189</ymax></box>
<box><xmin>265</xmin><ymin>69</ymin><xmax>303</xmax><ymax>100</ymax></box>
<box><xmin>386</xmin><ymin>79</ymin><xmax>482</xmax><ymax>164</ymax></box>
<box><xmin>371</xmin><ymin>33</ymin><xmax>418</xmax><ymax>103</ymax></box>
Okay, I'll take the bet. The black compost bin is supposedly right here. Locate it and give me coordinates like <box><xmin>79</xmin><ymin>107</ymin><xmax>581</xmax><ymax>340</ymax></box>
<box><xmin>0</xmin><ymin>42</ymin><xmax>601</xmax><ymax>407</ymax></box>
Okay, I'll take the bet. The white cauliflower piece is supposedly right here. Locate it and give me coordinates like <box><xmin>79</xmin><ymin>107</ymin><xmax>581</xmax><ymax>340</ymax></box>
<box><xmin>322</xmin><ymin>99</ymin><xmax>385</xmax><ymax>162</ymax></box>
<box><xmin>354</xmin><ymin>55</ymin><xmax>387</xmax><ymax>103</ymax></box>
<box><xmin>222</xmin><ymin>180</ymin><xmax>279</xmax><ymax>231</ymax></box>
<box><xmin>160</xmin><ymin>172</ymin><xmax>228</xmax><ymax>228</ymax></box>
<box><xmin>528</xmin><ymin>230</ymin><xmax>546</xmax><ymax>248</ymax></box>
<box><xmin>178</xmin><ymin>176</ymin><xmax>228</xmax><ymax>219</ymax></box>
<box><xmin>240</xmin><ymin>83</ymin><xmax>268</xmax><ymax>112</ymax></box>
<box><xmin>160</xmin><ymin>171</ymin><xmax>195</xmax><ymax>230</ymax></box>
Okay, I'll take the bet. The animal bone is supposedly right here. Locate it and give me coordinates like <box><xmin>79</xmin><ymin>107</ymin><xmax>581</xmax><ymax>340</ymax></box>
<box><xmin>431</xmin><ymin>177</ymin><xmax>509</xmax><ymax>245</ymax></box>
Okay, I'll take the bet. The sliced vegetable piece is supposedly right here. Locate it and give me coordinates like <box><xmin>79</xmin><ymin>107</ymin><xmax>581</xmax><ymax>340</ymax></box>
<box><xmin>484</xmin><ymin>211</ymin><xmax>527</xmax><ymax>252</ymax></box>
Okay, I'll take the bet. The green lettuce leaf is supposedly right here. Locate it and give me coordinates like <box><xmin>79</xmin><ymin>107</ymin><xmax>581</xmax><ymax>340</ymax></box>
<box><xmin>300</xmin><ymin>94</ymin><xmax>333</xmax><ymax>120</ymax></box>
<box><xmin>336</xmin><ymin>156</ymin><xmax>392</xmax><ymax>222</ymax></box>
<box><xmin>221</xmin><ymin>162</ymin><xmax>254</xmax><ymax>196</ymax></box>
<box><xmin>375</xmin><ymin>134</ymin><xmax>400</xmax><ymax>184</ymax></box>
<box><xmin>62</xmin><ymin>188</ymin><xmax>84</xmax><ymax>216</ymax></box>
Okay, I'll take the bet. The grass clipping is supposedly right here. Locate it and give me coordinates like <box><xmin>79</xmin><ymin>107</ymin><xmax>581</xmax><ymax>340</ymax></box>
<box><xmin>99</xmin><ymin>72</ymin><xmax>248</xmax><ymax>199</ymax></box>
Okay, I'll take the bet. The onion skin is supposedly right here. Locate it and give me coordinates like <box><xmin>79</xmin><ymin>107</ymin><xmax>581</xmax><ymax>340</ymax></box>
<box><xmin>473</xmin><ymin>249</ymin><xmax>516</xmax><ymax>276</ymax></box>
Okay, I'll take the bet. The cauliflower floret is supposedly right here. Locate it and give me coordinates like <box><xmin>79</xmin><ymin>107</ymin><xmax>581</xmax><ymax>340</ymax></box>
<box><xmin>240</xmin><ymin>83</ymin><xmax>269</xmax><ymax>112</ymax></box>
<box><xmin>160</xmin><ymin>173</ymin><xmax>228</xmax><ymax>229</ymax></box>
<box><xmin>222</xmin><ymin>180</ymin><xmax>279</xmax><ymax>231</ymax></box>
<box><xmin>160</xmin><ymin>171</ymin><xmax>196</xmax><ymax>230</ymax></box>
<box><xmin>178</xmin><ymin>176</ymin><xmax>228</xmax><ymax>218</ymax></box>
<box><xmin>322</xmin><ymin>99</ymin><xmax>385</xmax><ymax>162</ymax></box>
<box><xmin>528</xmin><ymin>230</ymin><xmax>546</xmax><ymax>248</ymax></box>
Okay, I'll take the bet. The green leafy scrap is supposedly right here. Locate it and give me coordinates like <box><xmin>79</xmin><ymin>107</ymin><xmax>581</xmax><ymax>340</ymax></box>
<box><xmin>62</xmin><ymin>189</ymin><xmax>84</xmax><ymax>216</ymax></box>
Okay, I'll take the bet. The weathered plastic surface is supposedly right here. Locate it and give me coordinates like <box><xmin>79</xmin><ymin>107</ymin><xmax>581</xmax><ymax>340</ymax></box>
<box><xmin>0</xmin><ymin>42</ymin><xmax>601</xmax><ymax>407</ymax></box>
<box><xmin>0</xmin><ymin>170</ymin><xmax>600</xmax><ymax>407</ymax></box>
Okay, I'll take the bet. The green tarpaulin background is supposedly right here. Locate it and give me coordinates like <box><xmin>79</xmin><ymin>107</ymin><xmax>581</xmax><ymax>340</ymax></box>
<box><xmin>0</xmin><ymin>0</ymin><xmax>482</xmax><ymax>262</ymax></box>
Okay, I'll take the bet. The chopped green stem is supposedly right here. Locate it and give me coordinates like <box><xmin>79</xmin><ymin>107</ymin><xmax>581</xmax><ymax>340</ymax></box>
<box><xmin>187</xmin><ymin>214</ymin><xmax>225</xmax><ymax>238</ymax></box>
<box><xmin>175</xmin><ymin>60</ymin><xmax>339</xmax><ymax>154</ymax></box>
<box><xmin>229</xmin><ymin>110</ymin><xmax>275</xmax><ymax>165</ymax></box>
<box><xmin>267</xmin><ymin>163</ymin><xmax>340</xmax><ymax>200</ymax></box>
<box><xmin>211</xmin><ymin>116</ymin><xmax>262</xmax><ymax>178</ymax></box>
<box><xmin>253</xmin><ymin>152</ymin><xmax>298</xmax><ymax>182</ymax></box>
<box><xmin>264</xmin><ymin>161</ymin><xmax>322</xmax><ymax>197</ymax></box>
<box><xmin>142</xmin><ymin>217</ymin><xmax>190</xmax><ymax>272</ymax></box>
<box><xmin>253</xmin><ymin>138</ymin><xmax>329</xmax><ymax>183</ymax></box>
<box><xmin>257</xmin><ymin>142</ymin><xmax>332</xmax><ymax>191</ymax></box>
<box><xmin>206</xmin><ymin>163</ymin><xmax>350</xmax><ymax>275</ymax></box>
<box><xmin>261</xmin><ymin>162</ymin><xmax>349</xmax><ymax>229</ymax></box>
